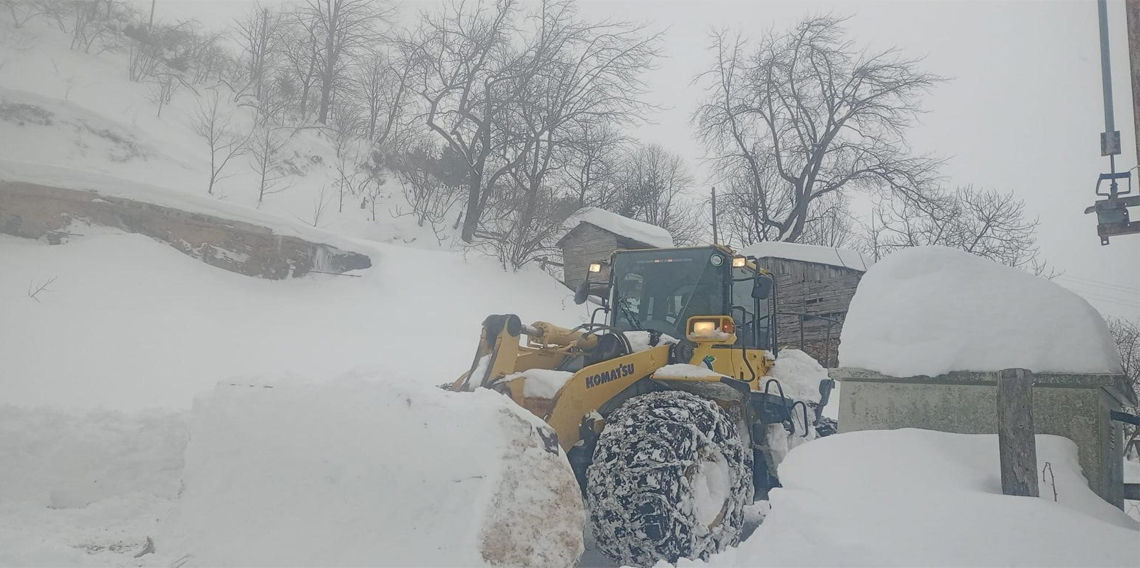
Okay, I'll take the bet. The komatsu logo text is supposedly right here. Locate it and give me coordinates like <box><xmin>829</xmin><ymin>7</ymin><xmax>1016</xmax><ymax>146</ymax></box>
<box><xmin>585</xmin><ymin>363</ymin><xmax>635</xmax><ymax>388</ymax></box>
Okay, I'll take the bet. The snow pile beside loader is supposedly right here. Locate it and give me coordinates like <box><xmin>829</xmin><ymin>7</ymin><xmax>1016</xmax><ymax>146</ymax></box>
<box><xmin>679</xmin><ymin>430</ymin><xmax>1139</xmax><ymax>567</ymax></box>
<box><xmin>839</xmin><ymin>246</ymin><xmax>1122</xmax><ymax>377</ymax></box>
<box><xmin>160</xmin><ymin>376</ymin><xmax>585</xmax><ymax>567</ymax></box>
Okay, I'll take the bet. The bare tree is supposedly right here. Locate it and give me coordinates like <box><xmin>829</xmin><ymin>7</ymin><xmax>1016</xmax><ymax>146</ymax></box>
<box><xmin>2</xmin><ymin>0</ymin><xmax>41</xmax><ymax>28</ymax></box>
<box><xmin>302</xmin><ymin>0</ymin><xmax>394</xmax><ymax>125</ymax></box>
<box><xmin>350</xmin><ymin>45</ymin><xmax>412</xmax><ymax>146</ymax></box>
<box><xmin>694</xmin><ymin>18</ymin><xmax>943</xmax><ymax>245</ymax></box>
<box><xmin>190</xmin><ymin>89</ymin><xmax>249</xmax><ymax>195</ymax></box>
<box><xmin>406</xmin><ymin>0</ymin><xmax>532</xmax><ymax>243</ymax></box>
<box><xmin>564</xmin><ymin>121</ymin><xmax>626</xmax><ymax>208</ymax></box>
<box><xmin>147</xmin><ymin>71</ymin><xmax>182</xmax><ymax>118</ymax></box>
<box><xmin>408</xmin><ymin>0</ymin><xmax>659</xmax><ymax>246</ymax></box>
<box><xmin>481</xmin><ymin>0</ymin><xmax>660</xmax><ymax>267</ymax></box>
<box><xmin>27</xmin><ymin>276</ymin><xmax>57</xmax><ymax>302</ymax></box>
<box><xmin>864</xmin><ymin>185</ymin><xmax>1046</xmax><ymax>272</ymax></box>
<box><xmin>388</xmin><ymin>141</ymin><xmax>466</xmax><ymax>232</ymax></box>
<box><xmin>235</xmin><ymin>3</ymin><xmax>285</xmax><ymax>101</ymax></box>
<box><xmin>281</xmin><ymin>11</ymin><xmax>322</xmax><ymax>120</ymax></box>
<box><xmin>248</xmin><ymin>124</ymin><xmax>291</xmax><ymax>205</ymax></box>
<box><xmin>610</xmin><ymin>143</ymin><xmax>704</xmax><ymax>245</ymax></box>
<box><xmin>1108</xmin><ymin>317</ymin><xmax>1140</xmax><ymax>459</ymax></box>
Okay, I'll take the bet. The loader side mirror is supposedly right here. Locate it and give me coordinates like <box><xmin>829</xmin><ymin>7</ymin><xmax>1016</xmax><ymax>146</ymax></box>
<box><xmin>574</xmin><ymin>280</ymin><xmax>591</xmax><ymax>305</ymax></box>
<box><xmin>752</xmin><ymin>275</ymin><xmax>773</xmax><ymax>299</ymax></box>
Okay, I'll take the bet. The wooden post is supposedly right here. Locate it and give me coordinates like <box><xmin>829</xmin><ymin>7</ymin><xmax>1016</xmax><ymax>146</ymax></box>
<box><xmin>997</xmin><ymin>368</ymin><xmax>1039</xmax><ymax>497</ymax></box>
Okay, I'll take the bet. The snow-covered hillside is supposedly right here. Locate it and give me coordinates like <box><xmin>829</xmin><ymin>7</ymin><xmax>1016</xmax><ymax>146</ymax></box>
<box><xmin>0</xmin><ymin>17</ymin><xmax>440</xmax><ymax>247</ymax></box>
<box><xmin>0</xmin><ymin>228</ymin><xmax>582</xmax><ymax>411</ymax></box>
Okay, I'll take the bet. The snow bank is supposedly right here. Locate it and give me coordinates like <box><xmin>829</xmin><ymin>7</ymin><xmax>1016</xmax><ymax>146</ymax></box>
<box><xmin>0</xmin><ymin>229</ymin><xmax>582</xmax><ymax>412</ymax></box>
<box><xmin>162</xmin><ymin>377</ymin><xmax>584</xmax><ymax>567</ymax></box>
<box><xmin>742</xmin><ymin>241</ymin><xmax>873</xmax><ymax>271</ymax></box>
<box><xmin>562</xmin><ymin>207</ymin><xmax>674</xmax><ymax>248</ymax></box>
<box><xmin>0</xmin><ymin>406</ymin><xmax>186</xmax><ymax>566</ymax></box>
<box><xmin>839</xmin><ymin>246</ymin><xmax>1122</xmax><ymax>377</ymax></box>
<box><xmin>681</xmin><ymin>430</ymin><xmax>1139</xmax><ymax>567</ymax></box>
<box><xmin>767</xmin><ymin>349</ymin><xmax>829</xmax><ymax>404</ymax></box>
<box><xmin>0</xmin><ymin>406</ymin><xmax>186</xmax><ymax>509</ymax></box>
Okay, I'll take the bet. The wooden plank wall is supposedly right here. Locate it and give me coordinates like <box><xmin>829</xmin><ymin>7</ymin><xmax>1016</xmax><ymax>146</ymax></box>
<box><xmin>561</xmin><ymin>223</ymin><xmax>619</xmax><ymax>290</ymax></box>
<box><xmin>757</xmin><ymin>258</ymin><xmax>863</xmax><ymax>367</ymax></box>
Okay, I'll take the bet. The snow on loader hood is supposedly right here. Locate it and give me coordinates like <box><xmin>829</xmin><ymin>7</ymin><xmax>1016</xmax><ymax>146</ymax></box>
<box><xmin>839</xmin><ymin>246</ymin><xmax>1122</xmax><ymax>377</ymax></box>
<box><xmin>159</xmin><ymin>376</ymin><xmax>585</xmax><ymax>567</ymax></box>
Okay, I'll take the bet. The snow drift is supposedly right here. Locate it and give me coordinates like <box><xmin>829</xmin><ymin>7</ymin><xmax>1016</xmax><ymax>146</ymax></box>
<box><xmin>162</xmin><ymin>377</ymin><xmax>585</xmax><ymax>567</ymax></box>
<box><xmin>679</xmin><ymin>429</ymin><xmax>1139</xmax><ymax>567</ymax></box>
<box><xmin>839</xmin><ymin>246</ymin><xmax>1122</xmax><ymax>377</ymax></box>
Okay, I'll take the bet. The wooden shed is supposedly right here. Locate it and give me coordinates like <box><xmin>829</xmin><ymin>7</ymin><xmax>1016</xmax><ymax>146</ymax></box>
<box><xmin>742</xmin><ymin>242</ymin><xmax>872</xmax><ymax>367</ymax></box>
<box><xmin>557</xmin><ymin>207</ymin><xmax>674</xmax><ymax>292</ymax></box>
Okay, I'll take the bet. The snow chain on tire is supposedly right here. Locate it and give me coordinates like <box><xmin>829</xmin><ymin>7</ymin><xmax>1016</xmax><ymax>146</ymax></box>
<box><xmin>586</xmin><ymin>390</ymin><xmax>750</xmax><ymax>567</ymax></box>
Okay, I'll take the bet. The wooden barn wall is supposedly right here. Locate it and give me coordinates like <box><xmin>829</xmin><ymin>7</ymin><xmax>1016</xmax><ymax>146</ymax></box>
<box><xmin>757</xmin><ymin>257</ymin><xmax>863</xmax><ymax>367</ymax></box>
<box><xmin>561</xmin><ymin>224</ymin><xmax>619</xmax><ymax>291</ymax></box>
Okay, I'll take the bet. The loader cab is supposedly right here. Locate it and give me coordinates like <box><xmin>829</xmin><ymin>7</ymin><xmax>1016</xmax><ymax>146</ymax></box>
<box><xmin>602</xmin><ymin>247</ymin><xmax>775</xmax><ymax>351</ymax></box>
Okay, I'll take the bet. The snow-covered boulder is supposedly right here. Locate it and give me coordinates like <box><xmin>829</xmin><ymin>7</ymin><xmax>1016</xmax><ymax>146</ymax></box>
<box><xmin>162</xmin><ymin>377</ymin><xmax>585</xmax><ymax>567</ymax></box>
<box><xmin>839</xmin><ymin>246</ymin><xmax>1122</xmax><ymax>377</ymax></box>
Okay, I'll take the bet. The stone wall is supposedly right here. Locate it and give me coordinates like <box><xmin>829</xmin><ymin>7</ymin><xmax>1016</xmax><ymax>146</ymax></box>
<box><xmin>833</xmin><ymin>368</ymin><xmax>1132</xmax><ymax>508</ymax></box>
<box><xmin>0</xmin><ymin>180</ymin><xmax>370</xmax><ymax>279</ymax></box>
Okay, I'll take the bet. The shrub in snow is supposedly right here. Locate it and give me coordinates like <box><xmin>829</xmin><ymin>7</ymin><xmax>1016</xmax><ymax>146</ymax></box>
<box><xmin>162</xmin><ymin>378</ymin><xmax>584</xmax><ymax>567</ymax></box>
<box><xmin>839</xmin><ymin>246</ymin><xmax>1122</xmax><ymax>377</ymax></box>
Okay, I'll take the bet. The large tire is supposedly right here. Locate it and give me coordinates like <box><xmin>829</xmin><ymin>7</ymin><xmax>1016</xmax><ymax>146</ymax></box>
<box><xmin>586</xmin><ymin>391</ymin><xmax>750</xmax><ymax>567</ymax></box>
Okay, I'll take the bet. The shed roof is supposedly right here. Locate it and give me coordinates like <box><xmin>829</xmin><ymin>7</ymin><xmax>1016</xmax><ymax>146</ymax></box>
<box><xmin>556</xmin><ymin>207</ymin><xmax>674</xmax><ymax>249</ymax></box>
<box><xmin>742</xmin><ymin>241</ymin><xmax>874</xmax><ymax>272</ymax></box>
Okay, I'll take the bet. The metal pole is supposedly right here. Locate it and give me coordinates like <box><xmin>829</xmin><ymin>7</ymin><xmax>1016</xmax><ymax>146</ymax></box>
<box><xmin>1128</xmin><ymin>0</ymin><xmax>1140</xmax><ymax>169</ymax></box>
<box><xmin>148</xmin><ymin>0</ymin><xmax>156</xmax><ymax>31</ymax></box>
<box><xmin>1100</xmin><ymin>0</ymin><xmax>1116</xmax><ymax>134</ymax></box>
<box><xmin>1098</xmin><ymin>0</ymin><xmax>1120</xmax><ymax>189</ymax></box>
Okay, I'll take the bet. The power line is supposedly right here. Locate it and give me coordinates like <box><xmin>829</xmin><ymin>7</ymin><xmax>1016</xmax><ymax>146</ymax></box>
<box><xmin>1056</xmin><ymin>274</ymin><xmax>1139</xmax><ymax>294</ymax></box>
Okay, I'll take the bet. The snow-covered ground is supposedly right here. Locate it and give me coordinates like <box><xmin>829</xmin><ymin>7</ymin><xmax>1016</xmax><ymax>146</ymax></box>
<box><xmin>677</xmin><ymin>430</ymin><xmax>1139</xmax><ymax>568</ymax></box>
<box><xmin>0</xmin><ymin>228</ymin><xmax>582</xmax><ymax>411</ymax></box>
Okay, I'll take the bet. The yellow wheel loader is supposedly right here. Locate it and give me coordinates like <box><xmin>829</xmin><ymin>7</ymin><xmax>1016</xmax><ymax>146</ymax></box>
<box><xmin>448</xmin><ymin>246</ymin><xmax>832</xmax><ymax>567</ymax></box>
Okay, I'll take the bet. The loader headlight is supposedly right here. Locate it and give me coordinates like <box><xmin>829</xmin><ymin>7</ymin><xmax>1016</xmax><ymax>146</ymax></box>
<box><xmin>691</xmin><ymin>320</ymin><xmax>717</xmax><ymax>335</ymax></box>
<box><xmin>588</xmin><ymin>262</ymin><xmax>602</xmax><ymax>273</ymax></box>
<box><xmin>686</xmin><ymin>316</ymin><xmax>736</xmax><ymax>343</ymax></box>
<box><xmin>732</xmin><ymin>256</ymin><xmax>747</xmax><ymax>268</ymax></box>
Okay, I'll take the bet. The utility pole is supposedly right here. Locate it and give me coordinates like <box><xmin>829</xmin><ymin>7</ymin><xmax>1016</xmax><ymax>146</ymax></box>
<box><xmin>1128</xmin><ymin>0</ymin><xmax>1139</xmax><ymax>168</ymax></box>
<box><xmin>1085</xmin><ymin>0</ymin><xmax>1139</xmax><ymax>244</ymax></box>
<box><xmin>710</xmin><ymin>186</ymin><xmax>719</xmax><ymax>245</ymax></box>
<box><xmin>148</xmin><ymin>0</ymin><xmax>156</xmax><ymax>31</ymax></box>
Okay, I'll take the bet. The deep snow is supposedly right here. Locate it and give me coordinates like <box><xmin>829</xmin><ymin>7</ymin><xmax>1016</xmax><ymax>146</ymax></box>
<box><xmin>163</xmin><ymin>377</ymin><xmax>584</xmax><ymax>567</ymax></box>
<box><xmin>0</xmin><ymin>229</ymin><xmax>584</xmax><ymax>411</ymax></box>
<box><xmin>676</xmin><ymin>430</ymin><xmax>1139</xmax><ymax>568</ymax></box>
<box><xmin>839</xmin><ymin>246</ymin><xmax>1123</xmax><ymax>377</ymax></box>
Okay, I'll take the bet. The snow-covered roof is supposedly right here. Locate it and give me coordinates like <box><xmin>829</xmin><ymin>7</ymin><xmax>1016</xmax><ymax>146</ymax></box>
<box><xmin>839</xmin><ymin>246</ymin><xmax>1124</xmax><ymax>377</ymax></box>
<box><xmin>558</xmin><ymin>207</ymin><xmax>674</xmax><ymax>249</ymax></box>
<box><xmin>742</xmin><ymin>241</ymin><xmax>873</xmax><ymax>272</ymax></box>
